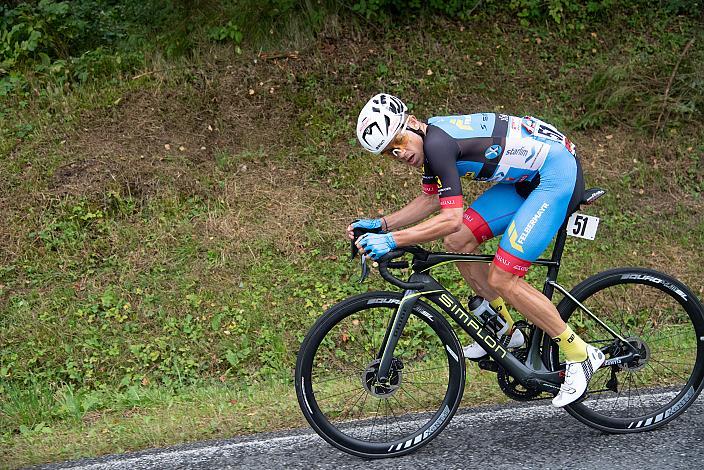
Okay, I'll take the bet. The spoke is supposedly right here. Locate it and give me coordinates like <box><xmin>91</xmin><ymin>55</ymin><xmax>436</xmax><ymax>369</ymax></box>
<box><xmin>645</xmin><ymin>345</ymin><xmax>697</xmax><ymax>354</ymax></box>
<box><xmin>617</xmin><ymin>287</ymin><xmax>629</xmax><ymax>339</ymax></box>
<box><xmin>313</xmin><ymin>372</ymin><xmax>361</xmax><ymax>384</ymax></box>
<box><xmin>589</xmin><ymin>388</ymin><xmax>614</xmax><ymax>394</ymax></box>
<box><xmin>355</xmin><ymin>386</ymin><xmax>370</xmax><ymax>422</ymax></box>
<box><xmin>587</xmin><ymin>370</ymin><xmax>608</xmax><ymax>402</ymax></box>
<box><xmin>317</xmin><ymin>387</ymin><xmax>364</xmax><ymax>402</ymax></box>
<box><xmin>334</xmin><ymin>388</ymin><xmax>368</xmax><ymax>429</ymax></box>
<box><xmin>609</xmin><ymin>372</ymin><xmax>624</xmax><ymax>415</ymax></box>
<box><xmin>404</xmin><ymin>366</ymin><xmax>448</xmax><ymax>375</ymax></box>
<box><xmin>634</xmin><ymin>286</ymin><xmax>645</xmax><ymax>338</ymax></box>
<box><xmin>339</xmin><ymin>389</ymin><xmax>367</xmax><ymax>421</ymax></box>
<box><xmin>647</xmin><ymin>357</ymin><xmax>691</xmax><ymax>382</ymax></box>
<box><xmin>314</xmin><ymin>365</ymin><xmax>367</xmax><ymax>377</ymax></box>
<box><xmin>606</xmin><ymin>287</ymin><xmax>623</xmax><ymax>336</ymax></box>
<box><xmin>629</xmin><ymin>372</ymin><xmax>652</xmax><ymax>417</ymax></box>
<box><xmin>385</xmin><ymin>397</ymin><xmax>407</xmax><ymax>437</ymax></box>
<box><xmin>400</xmin><ymin>385</ymin><xmax>426</xmax><ymax>409</ymax></box>
<box><xmin>405</xmin><ymin>380</ymin><xmax>440</xmax><ymax>400</ymax></box>
<box><xmin>405</xmin><ymin>381</ymin><xmax>450</xmax><ymax>386</ymax></box>
<box><xmin>643</xmin><ymin>362</ymin><xmax>683</xmax><ymax>393</ymax></box>
<box><xmin>626</xmin><ymin>372</ymin><xmax>634</xmax><ymax>416</ymax></box>
<box><xmin>643</xmin><ymin>330</ymin><xmax>694</xmax><ymax>345</ymax></box>
<box><xmin>392</xmin><ymin>394</ymin><xmax>411</xmax><ymax>417</ymax></box>
<box><xmin>633</xmin><ymin>368</ymin><xmax>669</xmax><ymax>409</ymax></box>
<box><xmin>368</xmin><ymin>398</ymin><xmax>382</xmax><ymax>441</ymax></box>
<box><xmin>384</xmin><ymin>399</ymin><xmax>389</xmax><ymax>442</ymax></box>
<box><xmin>646</xmin><ymin>359</ymin><xmax>695</xmax><ymax>367</ymax></box>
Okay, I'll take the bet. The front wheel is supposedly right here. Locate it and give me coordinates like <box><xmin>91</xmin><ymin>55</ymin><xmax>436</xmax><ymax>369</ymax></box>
<box><xmin>295</xmin><ymin>291</ymin><xmax>465</xmax><ymax>458</ymax></box>
<box><xmin>546</xmin><ymin>268</ymin><xmax>704</xmax><ymax>432</ymax></box>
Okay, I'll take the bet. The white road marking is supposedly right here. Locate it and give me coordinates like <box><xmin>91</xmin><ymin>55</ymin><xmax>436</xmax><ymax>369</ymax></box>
<box><xmin>64</xmin><ymin>391</ymin><xmax>684</xmax><ymax>469</ymax></box>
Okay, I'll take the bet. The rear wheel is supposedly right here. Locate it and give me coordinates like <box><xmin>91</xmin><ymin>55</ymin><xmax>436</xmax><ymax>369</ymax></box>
<box><xmin>546</xmin><ymin>268</ymin><xmax>704</xmax><ymax>432</ymax></box>
<box><xmin>295</xmin><ymin>291</ymin><xmax>465</xmax><ymax>458</ymax></box>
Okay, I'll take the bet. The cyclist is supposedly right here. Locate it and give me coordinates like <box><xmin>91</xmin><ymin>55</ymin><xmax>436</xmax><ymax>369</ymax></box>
<box><xmin>348</xmin><ymin>93</ymin><xmax>605</xmax><ymax>407</ymax></box>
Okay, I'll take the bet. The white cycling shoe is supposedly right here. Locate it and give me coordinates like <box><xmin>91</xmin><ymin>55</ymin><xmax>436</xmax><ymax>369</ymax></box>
<box><xmin>552</xmin><ymin>344</ymin><xmax>606</xmax><ymax>407</ymax></box>
<box><xmin>462</xmin><ymin>328</ymin><xmax>525</xmax><ymax>360</ymax></box>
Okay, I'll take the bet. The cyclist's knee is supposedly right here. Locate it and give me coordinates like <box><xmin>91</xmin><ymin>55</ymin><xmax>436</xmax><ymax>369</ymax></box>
<box><xmin>443</xmin><ymin>226</ymin><xmax>480</xmax><ymax>253</ymax></box>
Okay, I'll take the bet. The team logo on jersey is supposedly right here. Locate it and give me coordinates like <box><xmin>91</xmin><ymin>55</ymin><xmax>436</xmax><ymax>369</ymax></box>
<box><xmin>450</xmin><ymin>117</ymin><xmax>473</xmax><ymax>130</ymax></box>
<box><xmin>505</xmin><ymin>146</ymin><xmax>529</xmax><ymax>157</ymax></box>
<box><xmin>485</xmin><ymin>144</ymin><xmax>502</xmax><ymax>160</ymax></box>
<box><xmin>509</xmin><ymin>202</ymin><xmax>551</xmax><ymax>254</ymax></box>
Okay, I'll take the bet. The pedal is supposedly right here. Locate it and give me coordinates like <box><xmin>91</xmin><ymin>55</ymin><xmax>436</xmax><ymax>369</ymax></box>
<box><xmin>477</xmin><ymin>359</ymin><xmax>499</xmax><ymax>372</ymax></box>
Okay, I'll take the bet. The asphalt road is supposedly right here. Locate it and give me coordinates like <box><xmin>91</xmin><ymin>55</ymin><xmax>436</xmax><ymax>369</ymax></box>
<box><xmin>39</xmin><ymin>396</ymin><xmax>704</xmax><ymax>470</ymax></box>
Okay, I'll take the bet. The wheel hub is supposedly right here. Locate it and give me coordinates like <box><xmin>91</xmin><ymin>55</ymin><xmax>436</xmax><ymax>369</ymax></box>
<box><xmin>362</xmin><ymin>358</ymin><xmax>402</xmax><ymax>398</ymax></box>
<box><xmin>618</xmin><ymin>336</ymin><xmax>650</xmax><ymax>372</ymax></box>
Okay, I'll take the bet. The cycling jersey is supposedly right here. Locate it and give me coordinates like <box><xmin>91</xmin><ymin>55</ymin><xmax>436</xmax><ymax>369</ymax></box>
<box><xmin>420</xmin><ymin>113</ymin><xmax>583</xmax><ymax>276</ymax></box>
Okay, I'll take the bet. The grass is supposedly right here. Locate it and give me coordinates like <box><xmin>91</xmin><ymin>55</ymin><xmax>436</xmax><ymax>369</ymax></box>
<box><xmin>1</xmin><ymin>378</ymin><xmax>303</xmax><ymax>468</ymax></box>
<box><xmin>1</xmin><ymin>8</ymin><xmax>703</xmax><ymax>469</ymax></box>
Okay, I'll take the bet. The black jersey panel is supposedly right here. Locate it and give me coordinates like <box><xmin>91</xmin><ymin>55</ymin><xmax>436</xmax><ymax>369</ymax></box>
<box><xmin>423</xmin><ymin>125</ymin><xmax>463</xmax><ymax>201</ymax></box>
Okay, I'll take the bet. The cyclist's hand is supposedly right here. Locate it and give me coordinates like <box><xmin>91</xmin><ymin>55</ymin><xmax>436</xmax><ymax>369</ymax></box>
<box><xmin>347</xmin><ymin>218</ymin><xmax>384</xmax><ymax>240</ymax></box>
<box><xmin>357</xmin><ymin>232</ymin><xmax>397</xmax><ymax>260</ymax></box>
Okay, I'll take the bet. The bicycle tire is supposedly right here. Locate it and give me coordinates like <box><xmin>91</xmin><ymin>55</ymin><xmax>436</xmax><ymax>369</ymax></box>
<box><xmin>295</xmin><ymin>291</ymin><xmax>465</xmax><ymax>458</ymax></box>
<box><xmin>545</xmin><ymin>267</ymin><xmax>704</xmax><ymax>432</ymax></box>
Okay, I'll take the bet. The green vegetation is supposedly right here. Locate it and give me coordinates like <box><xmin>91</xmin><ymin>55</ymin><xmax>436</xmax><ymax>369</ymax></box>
<box><xmin>1</xmin><ymin>1</ymin><xmax>703</xmax><ymax>467</ymax></box>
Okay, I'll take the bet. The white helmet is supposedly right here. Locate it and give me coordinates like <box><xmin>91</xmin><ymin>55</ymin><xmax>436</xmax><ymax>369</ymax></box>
<box><xmin>356</xmin><ymin>93</ymin><xmax>408</xmax><ymax>154</ymax></box>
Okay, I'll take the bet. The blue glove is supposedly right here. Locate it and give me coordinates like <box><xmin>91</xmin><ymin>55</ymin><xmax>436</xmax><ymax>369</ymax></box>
<box><xmin>358</xmin><ymin>232</ymin><xmax>397</xmax><ymax>260</ymax></box>
<box><xmin>351</xmin><ymin>218</ymin><xmax>383</xmax><ymax>231</ymax></box>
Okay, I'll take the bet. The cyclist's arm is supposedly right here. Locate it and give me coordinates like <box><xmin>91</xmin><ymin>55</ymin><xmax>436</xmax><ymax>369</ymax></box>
<box><xmin>391</xmin><ymin>207</ymin><xmax>464</xmax><ymax>246</ymax></box>
<box><xmin>383</xmin><ymin>193</ymin><xmax>441</xmax><ymax>231</ymax></box>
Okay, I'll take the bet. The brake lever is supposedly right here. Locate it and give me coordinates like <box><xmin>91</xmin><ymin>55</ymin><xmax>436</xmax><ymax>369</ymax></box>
<box><xmin>350</xmin><ymin>226</ymin><xmax>376</xmax><ymax>260</ymax></box>
<box><xmin>359</xmin><ymin>254</ymin><xmax>369</xmax><ymax>284</ymax></box>
<box><xmin>351</xmin><ymin>228</ymin><xmax>370</xmax><ymax>283</ymax></box>
<box><xmin>350</xmin><ymin>224</ymin><xmax>384</xmax><ymax>284</ymax></box>
<box><xmin>350</xmin><ymin>235</ymin><xmax>360</xmax><ymax>260</ymax></box>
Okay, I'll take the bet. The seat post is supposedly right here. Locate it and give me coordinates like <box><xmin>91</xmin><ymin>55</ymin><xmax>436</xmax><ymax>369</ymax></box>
<box><xmin>542</xmin><ymin>219</ymin><xmax>569</xmax><ymax>300</ymax></box>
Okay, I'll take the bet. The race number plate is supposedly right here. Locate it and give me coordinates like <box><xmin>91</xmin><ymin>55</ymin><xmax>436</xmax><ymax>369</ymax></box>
<box><xmin>567</xmin><ymin>213</ymin><xmax>600</xmax><ymax>240</ymax></box>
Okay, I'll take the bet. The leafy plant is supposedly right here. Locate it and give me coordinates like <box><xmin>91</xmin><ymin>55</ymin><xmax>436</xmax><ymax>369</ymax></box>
<box><xmin>208</xmin><ymin>20</ymin><xmax>243</xmax><ymax>54</ymax></box>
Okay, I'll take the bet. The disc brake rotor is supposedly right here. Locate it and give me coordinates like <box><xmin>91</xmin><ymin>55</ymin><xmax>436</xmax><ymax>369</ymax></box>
<box><xmin>362</xmin><ymin>358</ymin><xmax>403</xmax><ymax>398</ymax></box>
<box><xmin>617</xmin><ymin>336</ymin><xmax>650</xmax><ymax>372</ymax></box>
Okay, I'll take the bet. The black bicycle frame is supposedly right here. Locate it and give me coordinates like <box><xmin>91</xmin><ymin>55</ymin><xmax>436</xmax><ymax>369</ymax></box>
<box><xmin>375</xmin><ymin>217</ymin><xmax>640</xmax><ymax>392</ymax></box>
<box><xmin>375</xmin><ymin>223</ymin><xmax>571</xmax><ymax>391</ymax></box>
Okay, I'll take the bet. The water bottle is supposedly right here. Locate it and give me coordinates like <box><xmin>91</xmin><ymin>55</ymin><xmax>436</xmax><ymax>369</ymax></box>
<box><xmin>467</xmin><ymin>295</ymin><xmax>509</xmax><ymax>337</ymax></box>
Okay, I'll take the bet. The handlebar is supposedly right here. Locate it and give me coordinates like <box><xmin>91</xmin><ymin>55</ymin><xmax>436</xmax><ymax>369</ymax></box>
<box><xmin>378</xmin><ymin>253</ymin><xmax>426</xmax><ymax>290</ymax></box>
<box><xmin>350</xmin><ymin>225</ymin><xmax>429</xmax><ymax>290</ymax></box>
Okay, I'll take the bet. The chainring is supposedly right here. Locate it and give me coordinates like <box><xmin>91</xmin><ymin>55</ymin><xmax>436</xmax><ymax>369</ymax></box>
<box><xmin>496</xmin><ymin>349</ymin><xmax>543</xmax><ymax>401</ymax></box>
<box><xmin>496</xmin><ymin>322</ymin><xmax>543</xmax><ymax>401</ymax></box>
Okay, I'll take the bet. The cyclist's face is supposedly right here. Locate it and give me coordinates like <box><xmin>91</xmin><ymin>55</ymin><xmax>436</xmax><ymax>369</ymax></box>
<box><xmin>382</xmin><ymin>127</ymin><xmax>424</xmax><ymax>168</ymax></box>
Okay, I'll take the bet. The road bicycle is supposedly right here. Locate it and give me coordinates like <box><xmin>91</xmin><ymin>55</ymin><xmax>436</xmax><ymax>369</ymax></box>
<box><xmin>294</xmin><ymin>188</ymin><xmax>704</xmax><ymax>458</ymax></box>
